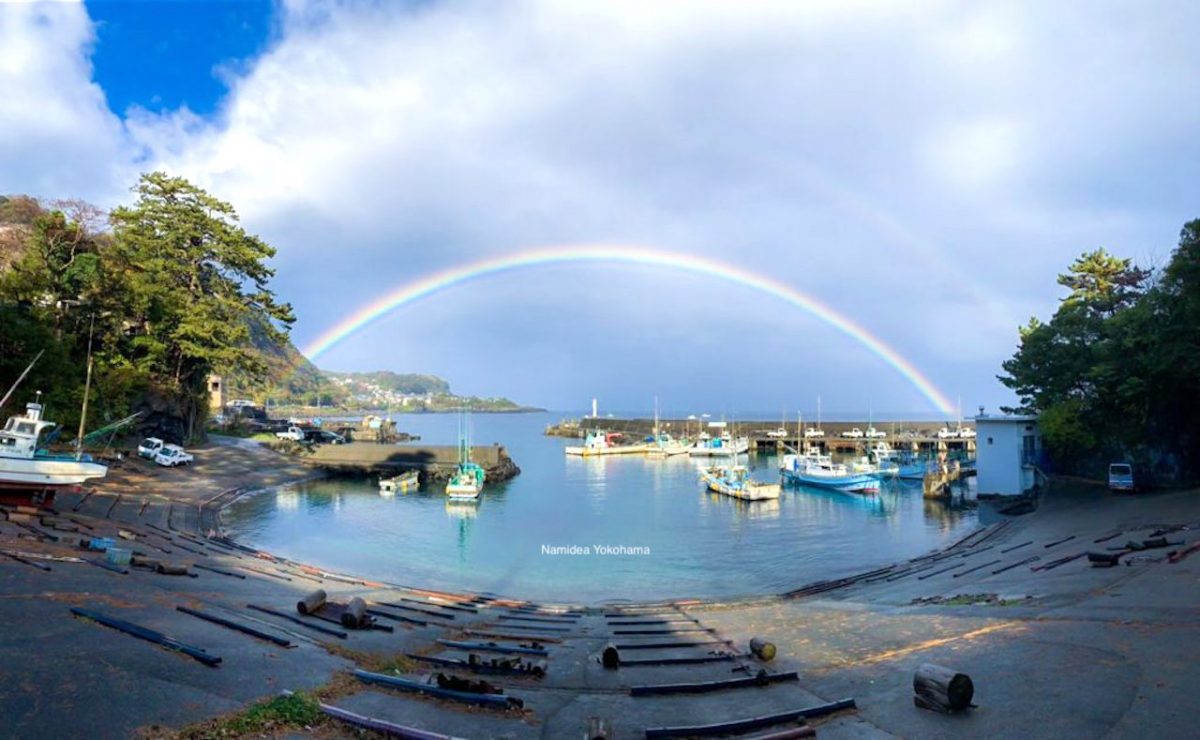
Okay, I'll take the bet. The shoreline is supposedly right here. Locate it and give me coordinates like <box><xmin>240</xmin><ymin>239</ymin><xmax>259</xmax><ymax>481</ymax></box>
<box><xmin>2</xmin><ymin>439</ymin><xmax>1198</xmax><ymax>738</ymax></box>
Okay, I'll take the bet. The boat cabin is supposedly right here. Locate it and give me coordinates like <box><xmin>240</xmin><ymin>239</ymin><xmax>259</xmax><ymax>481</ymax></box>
<box><xmin>0</xmin><ymin>403</ymin><xmax>54</xmax><ymax>459</ymax></box>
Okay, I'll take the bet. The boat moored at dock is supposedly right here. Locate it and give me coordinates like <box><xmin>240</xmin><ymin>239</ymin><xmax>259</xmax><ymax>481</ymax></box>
<box><xmin>687</xmin><ymin>423</ymin><xmax>750</xmax><ymax>457</ymax></box>
<box><xmin>780</xmin><ymin>452</ymin><xmax>880</xmax><ymax>494</ymax></box>
<box><xmin>565</xmin><ymin>430</ymin><xmax>648</xmax><ymax>456</ymax></box>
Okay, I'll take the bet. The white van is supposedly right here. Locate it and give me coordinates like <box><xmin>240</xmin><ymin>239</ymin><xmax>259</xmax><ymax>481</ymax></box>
<box><xmin>1108</xmin><ymin>463</ymin><xmax>1135</xmax><ymax>493</ymax></box>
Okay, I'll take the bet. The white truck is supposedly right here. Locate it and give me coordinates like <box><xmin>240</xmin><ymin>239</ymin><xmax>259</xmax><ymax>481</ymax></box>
<box><xmin>275</xmin><ymin>426</ymin><xmax>308</xmax><ymax>442</ymax></box>
<box><xmin>154</xmin><ymin>444</ymin><xmax>194</xmax><ymax>467</ymax></box>
<box><xmin>137</xmin><ymin>437</ymin><xmax>164</xmax><ymax>459</ymax></box>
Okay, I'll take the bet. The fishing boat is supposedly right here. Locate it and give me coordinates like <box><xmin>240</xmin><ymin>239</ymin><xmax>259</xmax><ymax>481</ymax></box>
<box><xmin>780</xmin><ymin>452</ymin><xmax>880</xmax><ymax>494</ymax></box>
<box><xmin>445</xmin><ymin>462</ymin><xmax>485</xmax><ymax>499</ymax></box>
<box><xmin>687</xmin><ymin>422</ymin><xmax>749</xmax><ymax>457</ymax></box>
<box><xmin>445</xmin><ymin>409</ymin><xmax>485</xmax><ymax>499</ymax></box>
<box><xmin>0</xmin><ymin>401</ymin><xmax>108</xmax><ymax>488</ymax></box>
<box><xmin>700</xmin><ymin>464</ymin><xmax>781</xmax><ymax>501</ymax></box>
<box><xmin>379</xmin><ymin>469</ymin><xmax>419</xmax><ymax>494</ymax></box>
<box><xmin>645</xmin><ymin>398</ymin><xmax>690</xmax><ymax>457</ymax></box>
<box><xmin>564</xmin><ymin>430</ymin><xmax>647</xmax><ymax>457</ymax></box>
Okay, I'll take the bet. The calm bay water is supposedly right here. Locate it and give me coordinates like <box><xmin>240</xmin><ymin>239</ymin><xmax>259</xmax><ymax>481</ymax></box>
<box><xmin>224</xmin><ymin>412</ymin><xmax>978</xmax><ymax>602</ymax></box>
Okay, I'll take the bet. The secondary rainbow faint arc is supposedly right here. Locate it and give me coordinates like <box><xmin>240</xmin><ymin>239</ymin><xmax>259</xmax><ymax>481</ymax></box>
<box><xmin>301</xmin><ymin>245</ymin><xmax>957</xmax><ymax>416</ymax></box>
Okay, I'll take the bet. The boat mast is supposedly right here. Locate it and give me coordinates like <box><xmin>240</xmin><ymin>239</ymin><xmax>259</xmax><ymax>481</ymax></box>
<box><xmin>75</xmin><ymin>316</ymin><xmax>96</xmax><ymax>459</ymax></box>
<box><xmin>0</xmin><ymin>349</ymin><xmax>45</xmax><ymax>412</ymax></box>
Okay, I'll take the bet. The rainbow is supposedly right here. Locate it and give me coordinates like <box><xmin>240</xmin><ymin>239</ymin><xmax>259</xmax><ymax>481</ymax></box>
<box><xmin>301</xmin><ymin>244</ymin><xmax>956</xmax><ymax>415</ymax></box>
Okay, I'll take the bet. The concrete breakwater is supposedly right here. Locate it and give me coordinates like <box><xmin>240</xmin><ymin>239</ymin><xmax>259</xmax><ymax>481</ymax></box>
<box><xmin>297</xmin><ymin>442</ymin><xmax>520</xmax><ymax>482</ymax></box>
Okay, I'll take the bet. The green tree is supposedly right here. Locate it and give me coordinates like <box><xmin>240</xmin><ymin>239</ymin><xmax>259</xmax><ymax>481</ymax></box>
<box><xmin>104</xmin><ymin>172</ymin><xmax>295</xmax><ymax>438</ymax></box>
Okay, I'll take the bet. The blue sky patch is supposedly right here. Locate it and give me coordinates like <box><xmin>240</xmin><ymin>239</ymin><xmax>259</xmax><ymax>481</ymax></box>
<box><xmin>86</xmin><ymin>0</ymin><xmax>275</xmax><ymax>117</ymax></box>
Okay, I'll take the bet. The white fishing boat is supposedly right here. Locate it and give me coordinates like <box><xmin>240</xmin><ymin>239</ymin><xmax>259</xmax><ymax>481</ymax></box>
<box><xmin>700</xmin><ymin>464</ymin><xmax>780</xmax><ymax>501</ymax></box>
<box><xmin>565</xmin><ymin>430</ymin><xmax>648</xmax><ymax>456</ymax></box>
<box><xmin>379</xmin><ymin>469</ymin><xmax>419</xmax><ymax>494</ymax></box>
<box><xmin>780</xmin><ymin>452</ymin><xmax>880</xmax><ymax>494</ymax></box>
<box><xmin>445</xmin><ymin>462</ymin><xmax>484</xmax><ymax>499</ymax></box>
<box><xmin>688</xmin><ymin>422</ymin><xmax>749</xmax><ymax>457</ymax></box>
<box><xmin>445</xmin><ymin>411</ymin><xmax>484</xmax><ymax>499</ymax></box>
<box><xmin>0</xmin><ymin>402</ymin><xmax>107</xmax><ymax>488</ymax></box>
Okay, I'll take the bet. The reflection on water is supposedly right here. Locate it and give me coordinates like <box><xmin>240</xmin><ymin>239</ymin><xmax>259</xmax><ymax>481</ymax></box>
<box><xmin>225</xmin><ymin>412</ymin><xmax>978</xmax><ymax>601</ymax></box>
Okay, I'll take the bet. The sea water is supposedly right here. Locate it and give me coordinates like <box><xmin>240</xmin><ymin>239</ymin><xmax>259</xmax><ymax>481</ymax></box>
<box><xmin>224</xmin><ymin>412</ymin><xmax>978</xmax><ymax>602</ymax></box>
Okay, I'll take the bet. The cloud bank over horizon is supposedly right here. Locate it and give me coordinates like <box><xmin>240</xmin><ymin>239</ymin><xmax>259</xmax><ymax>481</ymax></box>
<box><xmin>2</xmin><ymin>0</ymin><xmax>1197</xmax><ymax>415</ymax></box>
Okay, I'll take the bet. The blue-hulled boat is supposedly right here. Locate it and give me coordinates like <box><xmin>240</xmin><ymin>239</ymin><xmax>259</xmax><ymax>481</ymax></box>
<box><xmin>780</xmin><ymin>452</ymin><xmax>880</xmax><ymax>494</ymax></box>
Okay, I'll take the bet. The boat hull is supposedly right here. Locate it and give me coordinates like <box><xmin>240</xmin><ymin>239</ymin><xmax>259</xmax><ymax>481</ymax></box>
<box><xmin>782</xmin><ymin>469</ymin><xmax>880</xmax><ymax>494</ymax></box>
<box><xmin>565</xmin><ymin>444</ymin><xmax>649</xmax><ymax>456</ymax></box>
<box><xmin>380</xmin><ymin>470</ymin><xmax>419</xmax><ymax>493</ymax></box>
<box><xmin>0</xmin><ymin>455</ymin><xmax>107</xmax><ymax>487</ymax></box>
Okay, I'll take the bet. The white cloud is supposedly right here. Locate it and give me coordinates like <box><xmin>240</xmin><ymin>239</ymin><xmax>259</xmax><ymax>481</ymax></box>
<box><xmin>0</xmin><ymin>0</ymin><xmax>131</xmax><ymax>203</ymax></box>
<box><xmin>4</xmin><ymin>0</ymin><xmax>1199</xmax><ymax>411</ymax></box>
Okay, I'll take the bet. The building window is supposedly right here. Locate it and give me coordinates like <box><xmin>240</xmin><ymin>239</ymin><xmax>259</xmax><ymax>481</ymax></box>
<box><xmin>987</xmin><ymin>437</ymin><xmax>993</xmax><ymax>445</ymax></box>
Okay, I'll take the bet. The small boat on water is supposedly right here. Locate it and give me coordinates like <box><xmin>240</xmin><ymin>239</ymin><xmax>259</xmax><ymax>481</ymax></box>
<box><xmin>445</xmin><ymin>409</ymin><xmax>485</xmax><ymax>499</ymax></box>
<box><xmin>780</xmin><ymin>452</ymin><xmax>880</xmax><ymax>494</ymax></box>
<box><xmin>700</xmin><ymin>464</ymin><xmax>781</xmax><ymax>501</ymax></box>
<box><xmin>379</xmin><ymin>470</ymin><xmax>419</xmax><ymax>494</ymax></box>
<box><xmin>445</xmin><ymin>462</ymin><xmax>485</xmax><ymax>499</ymax></box>
<box><xmin>646</xmin><ymin>433</ymin><xmax>690</xmax><ymax>457</ymax></box>
<box><xmin>688</xmin><ymin>423</ymin><xmax>750</xmax><ymax>457</ymax></box>
<box><xmin>0</xmin><ymin>402</ymin><xmax>107</xmax><ymax>489</ymax></box>
<box><xmin>565</xmin><ymin>430</ymin><xmax>648</xmax><ymax>457</ymax></box>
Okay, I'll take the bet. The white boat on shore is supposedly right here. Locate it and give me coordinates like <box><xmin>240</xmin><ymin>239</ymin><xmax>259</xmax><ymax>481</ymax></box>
<box><xmin>565</xmin><ymin>430</ymin><xmax>648</xmax><ymax>457</ymax></box>
<box><xmin>0</xmin><ymin>402</ymin><xmax>107</xmax><ymax>488</ymax></box>
<box><xmin>700</xmin><ymin>464</ymin><xmax>781</xmax><ymax>501</ymax></box>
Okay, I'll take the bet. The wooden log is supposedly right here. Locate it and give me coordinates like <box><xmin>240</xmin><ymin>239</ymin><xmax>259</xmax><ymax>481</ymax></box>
<box><xmin>155</xmin><ymin>563</ymin><xmax>190</xmax><ymax>576</ymax></box>
<box><xmin>341</xmin><ymin>597</ymin><xmax>368</xmax><ymax>629</ymax></box>
<box><xmin>297</xmin><ymin>588</ymin><xmax>327</xmax><ymax>615</ymax></box>
<box><xmin>913</xmin><ymin>663</ymin><xmax>973</xmax><ymax>713</ymax></box>
<box><xmin>750</xmin><ymin>637</ymin><xmax>777</xmax><ymax>662</ymax></box>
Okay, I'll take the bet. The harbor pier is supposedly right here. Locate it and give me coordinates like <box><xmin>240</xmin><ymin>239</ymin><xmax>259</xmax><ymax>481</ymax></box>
<box><xmin>548</xmin><ymin>417</ymin><xmax>976</xmax><ymax>456</ymax></box>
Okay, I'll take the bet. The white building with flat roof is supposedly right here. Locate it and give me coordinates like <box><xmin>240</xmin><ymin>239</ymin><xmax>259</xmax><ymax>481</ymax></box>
<box><xmin>975</xmin><ymin>414</ymin><xmax>1041</xmax><ymax>497</ymax></box>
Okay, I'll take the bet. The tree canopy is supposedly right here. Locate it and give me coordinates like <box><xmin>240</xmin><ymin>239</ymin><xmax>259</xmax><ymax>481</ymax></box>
<box><xmin>0</xmin><ymin>173</ymin><xmax>293</xmax><ymax>443</ymax></box>
<box><xmin>1000</xmin><ymin>225</ymin><xmax>1200</xmax><ymax>482</ymax></box>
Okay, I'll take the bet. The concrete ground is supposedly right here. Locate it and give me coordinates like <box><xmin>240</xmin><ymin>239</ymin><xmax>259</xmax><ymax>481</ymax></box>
<box><xmin>1</xmin><ymin>440</ymin><xmax>1197</xmax><ymax>738</ymax></box>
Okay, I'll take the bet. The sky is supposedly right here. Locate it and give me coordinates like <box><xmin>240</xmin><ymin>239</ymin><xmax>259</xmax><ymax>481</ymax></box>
<box><xmin>2</xmin><ymin>0</ymin><xmax>1198</xmax><ymax>418</ymax></box>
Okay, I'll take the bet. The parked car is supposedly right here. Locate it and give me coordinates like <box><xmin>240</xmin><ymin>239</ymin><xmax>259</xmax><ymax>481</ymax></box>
<box><xmin>1108</xmin><ymin>463</ymin><xmax>1136</xmax><ymax>492</ymax></box>
<box><xmin>767</xmin><ymin>428</ymin><xmax>788</xmax><ymax>439</ymax></box>
<box><xmin>841</xmin><ymin>428</ymin><xmax>864</xmax><ymax>439</ymax></box>
<box><xmin>804</xmin><ymin>428</ymin><xmax>825</xmax><ymax>438</ymax></box>
<box><xmin>864</xmin><ymin>427</ymin><xmax>886</xmax><ymax>438</ymax></box>
<box><xmin>958</xmin><ymin>427</ymin><xmax>976</xmax><ymax>439</ymax></box>
<box><xmin>137</xmin><ymin>437</ymin><xmax>164</xmax><ymax>459</ymax></box>
<box><xmin>310</xmin><ymin>430</ymin><xmax>346</xmax><ymax>445</ymax></box>
<box><xmin>154</xmin><ymin>444</ymin><xmax>194</xmax><ymax>467</ymax></box>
